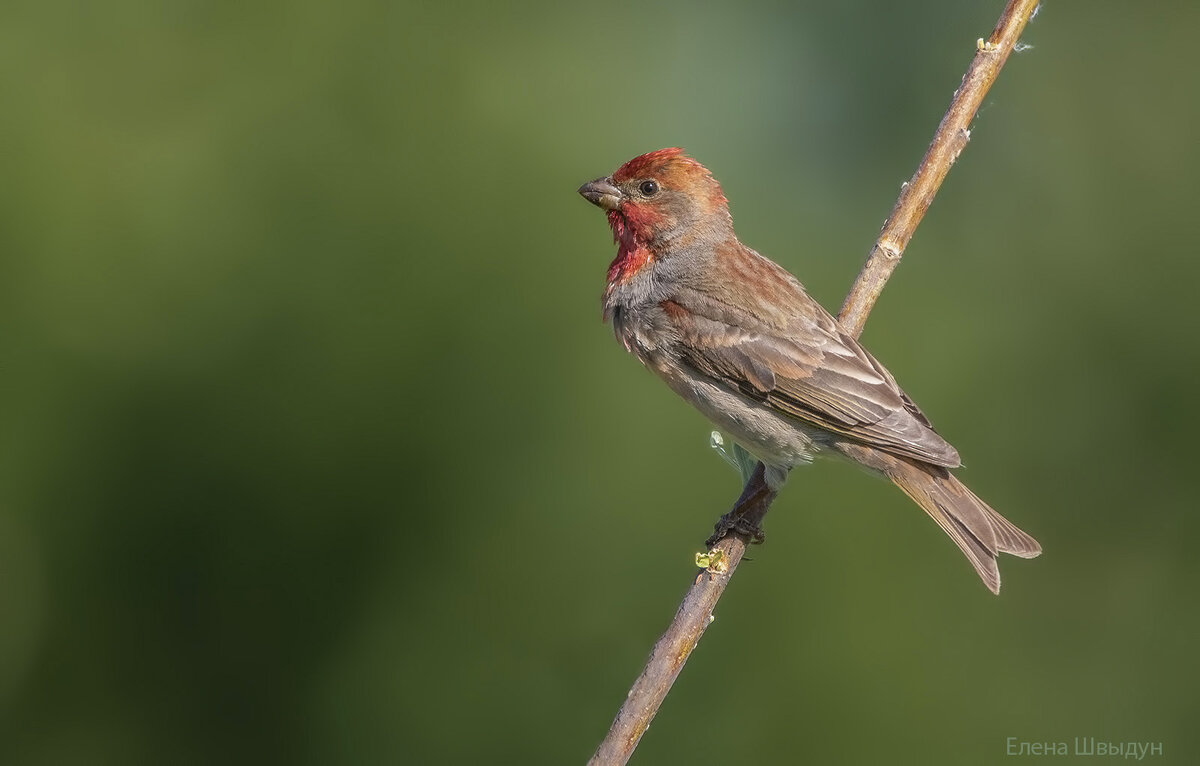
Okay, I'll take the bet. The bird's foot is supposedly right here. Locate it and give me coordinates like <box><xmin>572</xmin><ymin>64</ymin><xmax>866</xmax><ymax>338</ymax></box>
<box><xmin>704</xmin><ymin>461</ymin><xmax>775</xmax><ymax>547</ymax></box>
<box><xmin>705</xmin><ymin>511</ymin><xmax>766</xmax><ymax>548</ymax></box>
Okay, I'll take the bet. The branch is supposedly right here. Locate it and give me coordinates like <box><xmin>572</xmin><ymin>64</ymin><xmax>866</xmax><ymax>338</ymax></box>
<box><xmin>839</xmin><ymin>0</ymin><xmax>1039</xmax><ymax>336</ymax></box>
<box><xmin>588</xmin><ymin>2</ymin><xmax>1039</xmax><ymax>764</ymax></box>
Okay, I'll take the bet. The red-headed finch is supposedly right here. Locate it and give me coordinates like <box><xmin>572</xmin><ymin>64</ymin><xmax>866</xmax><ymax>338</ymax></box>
<box><xmin>579</xmin><ymin>148</ymin><xmax>1040</xmax><ymax>594</ymax></box>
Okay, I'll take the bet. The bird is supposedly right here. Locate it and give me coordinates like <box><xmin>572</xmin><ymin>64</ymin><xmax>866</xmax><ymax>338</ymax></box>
<box><xmin>578</xmin><ymin>148</ymin><xmax>1040</xmax><ymax>594</ymax></box>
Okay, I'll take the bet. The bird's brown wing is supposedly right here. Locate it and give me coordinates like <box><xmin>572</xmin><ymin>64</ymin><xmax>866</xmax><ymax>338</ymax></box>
<box><xmin>667</xmin><ymin>253</ymin><xmax>960</xmax><ymax>467</ymax></box>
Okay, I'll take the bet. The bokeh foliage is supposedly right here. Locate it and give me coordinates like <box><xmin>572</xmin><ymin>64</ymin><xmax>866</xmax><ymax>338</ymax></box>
<box><xmin>1</xmin><ymin>1</ymin><xmax>1198</xmax><ymax>763</ymax></box>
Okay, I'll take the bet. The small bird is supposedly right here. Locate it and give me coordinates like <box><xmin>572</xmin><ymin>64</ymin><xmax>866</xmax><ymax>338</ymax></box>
<box><xmin>578</xmin><ymin>148</ymin><xmax>1040</xmax><ymax>594</ymax></box>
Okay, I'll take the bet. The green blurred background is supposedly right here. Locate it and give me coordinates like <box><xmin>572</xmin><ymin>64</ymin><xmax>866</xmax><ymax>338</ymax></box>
<box><xmin>1</xmin><ymin>1</ymin><xmax>1197</xmax><ymax>763</ymax></box>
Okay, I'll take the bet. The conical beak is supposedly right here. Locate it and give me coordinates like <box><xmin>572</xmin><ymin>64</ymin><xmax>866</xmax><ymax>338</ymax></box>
<box><xmin>578</xmin><ymin>177</ymin><xmax>622</xmax><ymax>211</ymax></box>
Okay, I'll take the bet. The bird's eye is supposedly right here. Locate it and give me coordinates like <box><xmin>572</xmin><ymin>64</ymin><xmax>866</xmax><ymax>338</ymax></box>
<box><xmin>639</xmin><ymin>180</ymin><xmax>659</xmax><ymax>197</ymax></box>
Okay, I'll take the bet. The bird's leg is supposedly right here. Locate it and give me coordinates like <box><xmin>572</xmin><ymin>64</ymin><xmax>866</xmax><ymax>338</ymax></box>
<box><xmin>705</xmin><ymin>461</ymin><xmax>777</xmax><ymax>547</ymax></box>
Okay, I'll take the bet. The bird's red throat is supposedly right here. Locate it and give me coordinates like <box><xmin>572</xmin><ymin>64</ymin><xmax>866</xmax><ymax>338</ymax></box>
<box><xmin>605</xmin><ymin>208</ymin><xmax>655</xmax><ymax>286</ymax></box>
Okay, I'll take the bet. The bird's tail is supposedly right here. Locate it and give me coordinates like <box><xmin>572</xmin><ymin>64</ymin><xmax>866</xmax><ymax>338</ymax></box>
<box><xmin>836</xmin><ymin>444</ymin><xmax>1041</xmax><ymax>594</ymax></box>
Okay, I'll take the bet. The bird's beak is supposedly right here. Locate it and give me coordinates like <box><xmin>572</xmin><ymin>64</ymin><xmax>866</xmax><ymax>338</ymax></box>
<box><xmin>578</xmin><ymin>177</ymin><xmax>623</xmax><ymax>211</ymax></box>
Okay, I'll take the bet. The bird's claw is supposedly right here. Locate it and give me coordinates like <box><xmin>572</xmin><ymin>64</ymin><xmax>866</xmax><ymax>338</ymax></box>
<box><xmin>705</xmin><ymin>511</ymin><xmax>766</xmax><ymax>548</ymax></box>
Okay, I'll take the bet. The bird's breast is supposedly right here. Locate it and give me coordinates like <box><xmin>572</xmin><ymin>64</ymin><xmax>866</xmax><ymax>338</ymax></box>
<box><xmin>610</xmin><ymin>303</ymin><xmax>823</xmax><ymax>472</ymax></box>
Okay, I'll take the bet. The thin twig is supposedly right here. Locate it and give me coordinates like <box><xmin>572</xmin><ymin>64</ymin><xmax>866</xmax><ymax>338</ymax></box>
<box><xmin>839</xmin><ymin>0</ymin><xmax>1040</xmax><ymax>336</ymax></box>
<box><xmin>588</xmin><ymin>465</ymin><xmax>774</xmax><ymax>766</ymax></box>
<box><xmin>588</xmin><ymin>2</ymin><xmax>1038</xmax><ymax>764</ymax></box>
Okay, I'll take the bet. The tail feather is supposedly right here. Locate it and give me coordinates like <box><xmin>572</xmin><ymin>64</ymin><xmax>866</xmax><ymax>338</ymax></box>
<box><xmin>986</xmin><ymin>504</ymin><xmax>1043</xmax><ymax>560</ymax></box>
<box><xmin>888</xmin><ymin>461</ymin><xmax>1040</xmax><ymax>594</ymax></box>
<box><xmin>833</xmin><ymin>442</ymin><xmax>1041</xmax><ymax>594</ymax></box>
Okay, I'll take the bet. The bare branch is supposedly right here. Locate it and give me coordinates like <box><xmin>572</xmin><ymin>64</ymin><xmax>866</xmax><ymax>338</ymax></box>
<box><xmin>588</xmin><ymin>465</ymin><xmax>774</xmax><ymax>766</ymax></box>
<box><xmin>589</xmin><ymin>2</ymin><xmax>1038</xmax><ymax>763</ymax></box>
<box><xmin>839</xmin><ymin>0</ymin><xmax>1040</xmax><ymax>337</ymax></box>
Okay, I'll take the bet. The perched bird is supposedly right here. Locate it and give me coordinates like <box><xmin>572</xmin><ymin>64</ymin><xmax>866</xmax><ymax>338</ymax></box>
<box><xmin>578</xmin><ymin>148</ymin><xmax>1040</xmax><ymax>594</ymax></box>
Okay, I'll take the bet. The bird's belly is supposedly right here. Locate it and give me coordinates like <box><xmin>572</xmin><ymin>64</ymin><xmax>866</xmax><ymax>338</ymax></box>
<box><xmin>659</xmin><ymin>368</ymin><xmax>824</xmax><ymax>470</ymax></box>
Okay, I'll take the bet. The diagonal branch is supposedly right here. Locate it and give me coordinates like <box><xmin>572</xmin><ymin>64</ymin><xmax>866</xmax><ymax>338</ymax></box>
<box><xmin>588</xmin><ymin>2</ymin><xmax>1040</xmax><ymax>764</ymax></box>
<box><xmin>838</xmin><ymin>0</ymin><xmax>1039</xmax><ymax>336</ymax></box>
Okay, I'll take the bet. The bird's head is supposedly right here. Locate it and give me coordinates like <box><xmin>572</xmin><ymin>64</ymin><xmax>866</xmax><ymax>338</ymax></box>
<box><xmin>578</xmin><ymin>148</ymin><xmax>732</xmax><ymax>256</ymax></box>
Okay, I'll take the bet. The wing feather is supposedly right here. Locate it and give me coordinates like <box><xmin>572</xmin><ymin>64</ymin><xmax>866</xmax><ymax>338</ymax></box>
<box><xmin>667</xmin><ymin>251</ymin><xmax>960</xmax><ymax>467</ymax></box>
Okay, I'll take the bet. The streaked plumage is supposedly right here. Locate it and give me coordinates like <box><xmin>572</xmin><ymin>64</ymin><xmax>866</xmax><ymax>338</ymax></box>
<box><xmin>579</xmin><ymin>148</ymin><xmax>1040</xmax><ymax>594</ymax></box>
